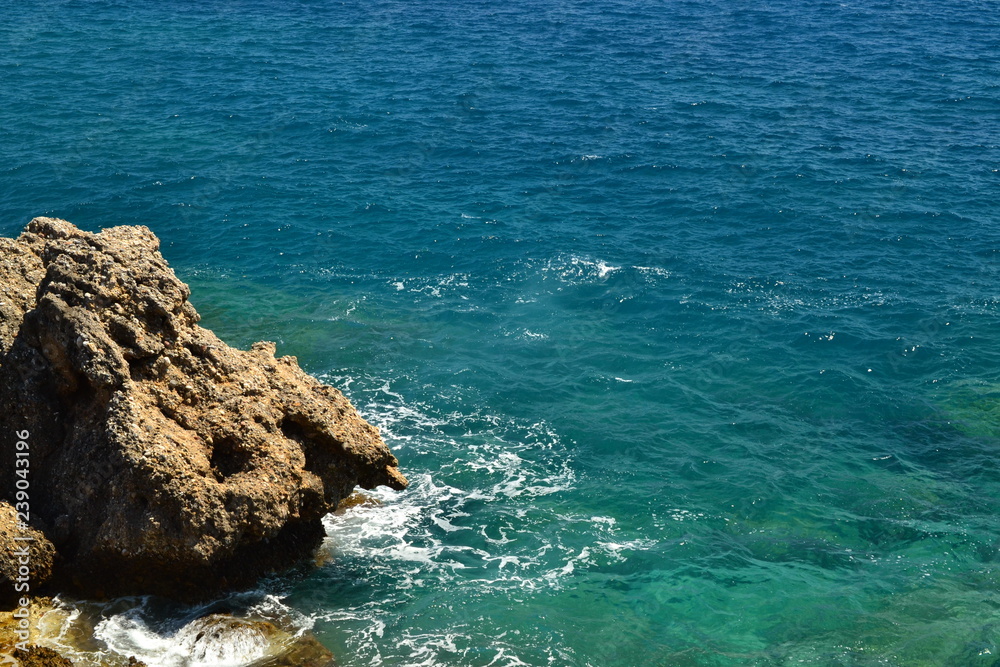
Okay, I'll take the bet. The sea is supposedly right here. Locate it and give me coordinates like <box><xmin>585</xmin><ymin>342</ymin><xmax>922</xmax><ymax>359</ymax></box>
<box><xmin>2</xmin><ymin>1</ymin><xmax>999</xmax><ymax>665</ymax></box>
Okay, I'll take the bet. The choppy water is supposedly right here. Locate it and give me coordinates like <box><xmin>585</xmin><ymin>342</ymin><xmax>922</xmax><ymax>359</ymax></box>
<box><xmin>3</xmin><ymin>0</ymin><xmax>1000</xmax><ymax>665</ymax></box>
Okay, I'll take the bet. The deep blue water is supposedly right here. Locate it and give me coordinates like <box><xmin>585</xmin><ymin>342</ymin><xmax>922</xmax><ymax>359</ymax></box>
<box><xmin>3</xmin><ymin>1</ymin><xmax>1000</xmax><ymax>665</ymax></box>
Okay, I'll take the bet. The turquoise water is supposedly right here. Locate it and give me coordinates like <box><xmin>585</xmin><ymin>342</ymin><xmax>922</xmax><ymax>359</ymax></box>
<box><xmin>3</xmin><ymin>1</ymin><xmax>1000</xmax><ymax>664</ymax></box>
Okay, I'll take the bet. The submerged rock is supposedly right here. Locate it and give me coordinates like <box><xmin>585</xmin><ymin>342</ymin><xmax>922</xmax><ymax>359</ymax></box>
<box><xmin>26</xmin><ymin>602</ymin><xmax>329</xmax><ymax>667</ymax></box>
<box><xmin>0</xmin><ymin>217</ymin><xmax>407</xmax><ymax>600</ymax></box>
<box><xmin>170</xmin><ymin>614</ymin><xmax>335</xmax><ymax>667</ymax></box>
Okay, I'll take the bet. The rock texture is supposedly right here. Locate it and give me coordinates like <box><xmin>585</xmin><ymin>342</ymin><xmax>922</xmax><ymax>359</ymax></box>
<box><xmin>0</xmin><ymin>217</ymin><xmax>407</xmax><ymax>600</ymax></box>
<box><xmin>0</xmin><ymin>503</ymin><xmax>55</xmax><ymax>608</ymax></box>
<box><xmin>12</xmin><ymin>645</ymin><xmax>74</xmax><ymax>667</ymax></box>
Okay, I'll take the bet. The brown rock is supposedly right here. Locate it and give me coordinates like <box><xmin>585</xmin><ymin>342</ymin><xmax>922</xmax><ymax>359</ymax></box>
<box><xmin>256</xmin><ymin>633</ymin><xmax>338</xmax><ymax>667</ymax></box>
<box><xmin>12</xmin><ymin>645</ymin><xmax>73</xmax><ymax>667</ymax></box>
<box><xmin>0</xmin><ymin>504</ymin><xmax>55</xmax><ymax>610</ymax></box>
<box><xmin>171</xmin><ymin>614</ymin><xmax>336</xmax><ymax>666</ymax></box>
<box><xmin>0</xmin><ymin>217</ymin><xmax>406</xmax><ymax>599</ymax></box>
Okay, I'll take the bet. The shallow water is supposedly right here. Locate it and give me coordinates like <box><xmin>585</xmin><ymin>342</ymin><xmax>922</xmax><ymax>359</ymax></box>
<box><xmin>3</xmin><ymin>0</ymin><xmax>1000</xmax><ymax>664</ymax></box>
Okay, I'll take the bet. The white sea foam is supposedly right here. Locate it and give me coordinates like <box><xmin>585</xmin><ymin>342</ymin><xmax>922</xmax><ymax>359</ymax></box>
<box><xmin>543</xmin><ymin>255</ymin><xmax>621</xmax><ymax>283</ymax></box>
<box><xmin>634</xmin><ymin>265</ymin><xmax>671</xmax><ymax>278</ymax></box>
<box><xmin>388</xmin><ymin>272</ymin><xmax>471</xmax><ymax>299</ymax></box>
<box><xmin>715</xmin><ymin>277</ymin><xmax>894</xmax><ymax>315</ymax></box>
<box><xmin>596</xmin><ymin>538</ymin><xmax>659</xmax><ymax>561</ymax></box>
<box><xmin>35</xmin><ymin>593</ymin><xmax>311</xmax><ymax>667</ymax></box>
<box><xmin>294</xmin><ymin>382</ymin><xmax>657</xmax><ymax>662</ymax></box>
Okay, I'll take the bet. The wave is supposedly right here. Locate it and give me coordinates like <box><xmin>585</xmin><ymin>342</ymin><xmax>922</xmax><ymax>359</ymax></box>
<box><xmin>289</xmin><ymin>379</ymin><xmax>665</xmax><ymax>665</ymax></box>
<box><xmin>32</xmin><ymin>593</ymin><xmax>314</xmax><ymax>667</ymax></box>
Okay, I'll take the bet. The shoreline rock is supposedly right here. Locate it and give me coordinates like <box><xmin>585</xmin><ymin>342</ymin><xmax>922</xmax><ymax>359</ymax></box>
<box><xmin>0</xmin><ymin>503</ymin><xmax>55</xmax><ymax>609</ymax></box>
<box><xmin>1</xmin><ymin>597</ymin><xmax>335</xmax><ymax>666</ymax></box>
<box><xmin>0</xmin><ymin>217</ymin><xmax>407</xmax><ymax>602</ymax></box>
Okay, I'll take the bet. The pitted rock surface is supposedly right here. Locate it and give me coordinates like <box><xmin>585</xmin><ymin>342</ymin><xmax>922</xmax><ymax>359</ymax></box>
<box><xmin>0</xmin><ymin>502</ymin><xmax>55</xmax><ymax>609</ymax></box>
<box><xmin>0</xmin><ymin>218</ymin><xmax>406</xmax><ymax>599</ymax></box>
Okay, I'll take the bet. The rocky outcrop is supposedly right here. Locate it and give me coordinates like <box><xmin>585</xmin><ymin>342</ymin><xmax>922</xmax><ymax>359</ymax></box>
<box><xmin>0</xmin><ymin>218</ymin><xmax>407</xmax><ymax>600</ymax></box>
<box><xmin>0</xmin><ymin>503</ymin><xmax>55</xmax><ymax>608</ymax></box>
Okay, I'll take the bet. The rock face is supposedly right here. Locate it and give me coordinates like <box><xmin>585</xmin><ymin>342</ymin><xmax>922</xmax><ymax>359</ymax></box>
<box><xmin>0</xmin><ymin>218</ymin><xmax>407</xmax><ymax>599</ymax></box>
<box><xmin>0</xmin><ymin>502</ymin><xmax>55</xmax><ymax>608</ymax></box>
